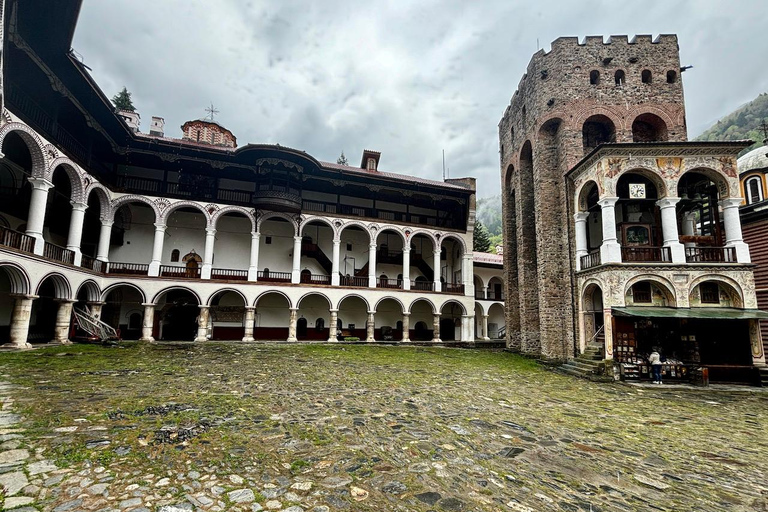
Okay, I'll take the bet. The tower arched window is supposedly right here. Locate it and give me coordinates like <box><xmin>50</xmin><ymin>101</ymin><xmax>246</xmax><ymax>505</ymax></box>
<box><xmin>641</xmin><ymin>70</ymin><xmax>652</xmax><ymax>84</ymax></box>
<box><xmin>589</xmin><ymin>70</ymin><xmax>600</xmax><ymax>85</ymax></box>
<box><xmin>746</xmin><ymin>176</ymin><xmax>764</xmax><ymax>204</ymax></box>
<box><xmin>614</xmin><ymin>70</ymin><xmax>625</xmax><ymax>85</ymax></box>
<box><xmin>666</xmin><ymin>70</ymin><xmax>677</xmax><ymax>83</ymax></box>
<box><xmin>170</xmin><ymin>249</ymin><xmax>180</xmax><ymax>262</ymax></box>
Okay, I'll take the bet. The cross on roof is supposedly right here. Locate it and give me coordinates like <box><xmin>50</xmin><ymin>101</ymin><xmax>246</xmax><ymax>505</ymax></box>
<box><xmin>204</xmin><ymin>102</ymin><xmax>219</xmax><ymax>121</ymax></box>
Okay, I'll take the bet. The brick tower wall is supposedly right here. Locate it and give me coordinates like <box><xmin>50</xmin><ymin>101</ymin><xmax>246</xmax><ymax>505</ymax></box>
<box><xmin>499</xmin><ymin>35</ymin><xmax>687</xmax><ymax>361</ymax></box>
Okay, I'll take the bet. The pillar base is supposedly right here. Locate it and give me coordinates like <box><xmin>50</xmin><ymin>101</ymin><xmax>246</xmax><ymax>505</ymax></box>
<box><xmin>664</xmin><ymin>242</ymin><xmax>686</xmax><ymax>263</ymax></box>
<box><xmin>327</xmin><ymin>338</ymin><xmax>339</xmax><ymax>343</ymax></box>
<box><xmin>55</xmin><ymin>339</ymin><xmax>73</xmax><ymax>345</ymax></box>
<box><xmin>366</xmin><ymin>336</ymin><xmax>375</xmax><ymax>343</ymax></box>
<box><xmin>1</xmin><ymin>342</ymin><xmax>32</xmax><ymax>350</ymax></box>
<box><xmin>727</xmin><ymin>241</ymin><xmax>751</xmax><ymax>263</ymax></box>
<box><xmin>201</xmin><ymin>264</ymin><xmax>212</xmax><ymax>280</ymax></box>
<box><xmin>194</xmin><ymin>336</ymin><xmax>208</xmax><ymax>342</ymax></box>
<box><xmin>247</xmin><ymin>268</ymin><xmax>258</xmax><ymax>282</ymax></box>
<box><xmin>431</xmin><ymin>338</ymin><xmax>442</xmax><ymax>343</ymax></box>
<box><xmin>286</xmin><ymin>336</ymin><xmax>298</xmax><ymax>343</ymax></box>
<box><xmin>139</xmin><ymin>336</ymin><xmax>155</xmax><ymax>343</ymax></box>
<box><xmin>401</xmin><ymin>337</ymin><xmax>410</xmax><ymax>343</ymax></box>
<box><xmin>242</xmin><ymin>336</ymin><xmax>255</xmax><ymax>342</ymax></box>
<box><xmin>148</xmin><ymin>261</ymin><xmax>161</xmax><ymax>277</ymax></box>
<box><xmin>600</xmin><ymin>242</ymin><xmax>622</xmax><ymax>264</ymax></box>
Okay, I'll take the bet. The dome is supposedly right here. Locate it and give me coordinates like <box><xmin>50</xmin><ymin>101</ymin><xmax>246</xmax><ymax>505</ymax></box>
<box><xmin>737</xmin><ymin>144</ymin><xmax>768</xmax><ymax>175</ymax></box>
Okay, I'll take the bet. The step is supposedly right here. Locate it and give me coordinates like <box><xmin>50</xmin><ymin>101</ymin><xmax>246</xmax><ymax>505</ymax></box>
<box><xmin>759</xmin><ymin>367</ymin><xmax>768</xmax><ymax>387</ymax></box>
<box><xmin>566</xmin><ymin>360</ymin><xmax>601</xmax><ymax>373</ymax></box>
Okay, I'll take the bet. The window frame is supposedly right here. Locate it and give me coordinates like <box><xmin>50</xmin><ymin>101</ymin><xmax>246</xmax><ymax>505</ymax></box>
<box><xmin>745</xmin><ymin>175</ymin><xmax>763</xmax><ymax>204</ymax></box>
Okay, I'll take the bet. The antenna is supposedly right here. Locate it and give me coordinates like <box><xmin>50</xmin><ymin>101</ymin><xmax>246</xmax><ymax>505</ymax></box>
<box><xmin>536</xmin><ymin>37</ymin><xmax>539</xmax><ymax>50</ymax></box>
<box><xmin>442</xmin><ymin>149</ymin><xmax>446</xmax><ymax>181</ymax></box>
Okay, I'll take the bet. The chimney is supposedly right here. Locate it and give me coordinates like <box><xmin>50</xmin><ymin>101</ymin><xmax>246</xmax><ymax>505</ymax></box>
<box><xmin>150</xmin><ymin>116</ymin><xmax>165</xmax><ymax>137</ymax></box>
<box><xmin>360</xmin><ymin>149</ymin><xmax>381</xmax><ymax>171</ymax></box>
<box><xmin>118</xmin><ymin>109</ymin><xmax>140</xmax><ymax>132</ymax></box>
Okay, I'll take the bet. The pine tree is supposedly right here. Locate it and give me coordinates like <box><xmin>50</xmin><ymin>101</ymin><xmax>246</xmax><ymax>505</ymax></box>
<box><xmin>337</xmin><ymin>151</ymin><xmax>348</xmax><ymax>166</ymax></box>
<box><xmin>473</xmin><ymin>220</ymin><xmax>492</xmax><ymax>252</ymax></box>
<box><xmin>111</xmin><ymin>87</ymin><xmax>135</xmax><ymax>112</ymax></box>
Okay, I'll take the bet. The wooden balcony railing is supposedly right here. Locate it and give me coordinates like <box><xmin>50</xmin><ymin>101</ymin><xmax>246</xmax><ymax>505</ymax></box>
<box><xmin>301</xmin><ymin>273</ymin><xmax>331</xmax><ymax>285</ymax></box>
<box><xmin>377</xmin><ymin>278</ymin><xmax>402</xmax><ymax>290</ymax></box>
<box><xmin>580</xmin><ymin>250</ymin><xmax>601</xmax><ymax>270</ymax></box>
<box><xmin>107</xmin><ymin>262</ymin><xmax>149</xmax><ymax>275</ymax></box>
<box><xmin>411</xmin><ymin>280</ymin><xmax>434</xmax><ymax>291</ymax></box>
<box><xmin>257</xmin><ymin>270</ymin><xmax>291</xmax><ymax>282</ymax></box>
<box><xmin>80</xmin><ymin>254</ymin><xmax>107</xmax><ymax>273</ymax></box>
<box><xmin>160</xmin><ymin>265</ymin><xmax>201</xmax><ymax>279</ymax></box>
<box><xmin>340</xmin><ymin>275</ymin><xmax>368</xmax><ymax>287</ymax></box>
<box><xmin>621</xmin><ymin>246</ymin><xmax>671</xmax><ymax>263</ymax></box>
<box><xmin>0</xmin><ymin>226</ymin><xmax>35</xmax><ymax>254</ymax></box>
<box><xmin>444</xmin><ymin>283</ymin><xmax>465</xmax><ymax>295</ymax></box>
<box><xmin>487</xmin><ymin>292</ymin><xmax>505</xmax><ymax>301</ymax></box>
<box><xmin>210</xmin><ymin>268</ymin><xmax>248</xmax><ymax>281</ymax></box>
<box><xmin>685</xmin><ymin>246</ymin><xmax>736</xmax><ymax>263</ymax></box>
<box><xmin>43</xmin><ymin>242</ymin><xmax>75</xmax><ymax>265</ymax></box>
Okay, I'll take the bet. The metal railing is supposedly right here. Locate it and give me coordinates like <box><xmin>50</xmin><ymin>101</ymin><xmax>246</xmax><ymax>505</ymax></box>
<box><xmin>685</xmin><ymin>246</ymin><xmax>736</xmax><ymax>263</ymax></box>
<box><xmin>0</xmin><ymin>226</ymin><xmax>35</xmax><ymax>254</ymax></box>
<box><xmin>211</xmin><ymin>268</ymin><xmax>248</xmax><ymax>281</ymax></box>
<box><xmin>80</xmin><ymin>254</ymin><xmax>107</xmax><ymax>273</ymax></box>
<box><xmin>340</xmin><ymin>275</ymin><xmax>368</xmax><ymax>287</ymax></box>
<box><xmin>411</xmin><ymin>280</ymin><xmax>434</xmax><ymax>291</ymax></box>
<box><xmin>160</xmin><ymin>265</ymin><xmax>201</xmax><ymax>279</ymax></box>
<box><xmin>43</xmin><ymin>242</ymin><xmax>75</xmax><ymax>265</ymax></box>
<box><xmin>301</xmin><ymin>273</ymin><xmax>331</xmax><ymax>285</ymax></box>
<box><xmin>621</xmin><ymin>246</ymin><xmax>671</xmax><ymax>263</ymax></box>
<box><xmin>257</xmin><ymin>270</ymin><xmax>291</xmax><ymax>282</ymax></box>
<box><xmin>580</xmin><ymin>250</ymin><xmax>601</xmax><ymax>270</ymax></box>
<box><xmin>444</xmin><ymin>283</ymin><xmax>465</xmax><ymax>294</ymax></box>
<box><xmin>107</xmin><ymin>262</ymin><xmax>149</xmax><ymax>275</ymax></box>
<box><xmin>377</xmin><ymin>278</ymin><xmax>402</xmax><ymax>289</ymax></box>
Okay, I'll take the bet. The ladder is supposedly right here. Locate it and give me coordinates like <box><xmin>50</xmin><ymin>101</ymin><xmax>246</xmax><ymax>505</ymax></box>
<box><xmin>72</xmin><ymin>306</ymin><xmax>120</xmax><ymax>344</ymax></box>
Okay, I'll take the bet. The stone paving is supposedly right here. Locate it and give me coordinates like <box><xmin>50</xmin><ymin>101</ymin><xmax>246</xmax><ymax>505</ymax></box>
<box><xmin>0</xmin><ymin>343</ymin><xmax>766</xmax><ymax>512</ymax></box>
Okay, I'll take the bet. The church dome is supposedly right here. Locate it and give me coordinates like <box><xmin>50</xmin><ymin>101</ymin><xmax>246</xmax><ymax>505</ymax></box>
<box><xmin>738</xmin><ymin>143</ymin><xmax>768</xmax><ymax>174</ymax></box>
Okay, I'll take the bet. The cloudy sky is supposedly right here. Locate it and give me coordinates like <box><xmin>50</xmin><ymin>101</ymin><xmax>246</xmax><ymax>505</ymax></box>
<box><xmin>72</xmin><ymin>0</ymin><xmax>768</xmax><ymax>197</ymax></box>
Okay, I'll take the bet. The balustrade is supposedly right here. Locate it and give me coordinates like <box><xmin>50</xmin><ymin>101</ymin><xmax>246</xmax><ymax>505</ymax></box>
<box><xmin>685</xmin><ymin>246</ymin><xmax>736</xmax><ymax>263</ymax></box>
<box><xmin>210</xmin><ymin>268</ymin><xmax>248</xmax><ymax>281</ymax></box>
<box><xmin>107</xmin><ymin>262</ymin><xmax>149</xmax><ymax>275</ymax></box>
<box><xmin>257</xmin><ymin>270</ymin><xmax>291</xmax><ymax>282</ymax></box>
<box><xmin>301</xmin><ymin>273</ymin><xmax>332</xmax><ymax>285</ymax></box>
<box><xmin>621</xmin><ymin>246</ymin><xmax>671</xmax><ymax>263</ymax></box>
<box><xmin>0</xmin><ymin>226</ymin><xmax>35</xmax><ymax>253</ymax></box>
<box><xmin>411</xmin><ymin>280</ymin><xmax>434</xmax><ymax>291</ymax></box>
<box><xmin>580</xmin><ymin>250</ymin><xmax>601</xmax><ymax>270</ymax></box>
<box><xmin>340</xmin><ymin>275</ymin><xmax>368</xmax><ymax>287</ymax></box>
<box><xmin>377</xmin><ymin>278</ymin><xmax>402</xmax><ymax>290</ymax></box>
<box><xmin>80</xmin><ymin>254</ymin><xmax>107</xmax><ymax>273</ymax></box>
<box><xmin>160</xmin><ymin>265</ymin><xmax>201</xmax><ymax>279</ymax></box>
<box><xmin>43</xmin><ymin>242</ymin><xmax>75</xmax><ymax>264</ymax></box>
<box><xmin>443</xmin><ymin>283</ymin><xmax>465</xmax><ymax>294</ymax></box>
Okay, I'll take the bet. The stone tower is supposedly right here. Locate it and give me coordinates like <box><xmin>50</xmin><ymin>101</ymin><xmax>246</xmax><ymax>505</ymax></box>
<box><xmin>499</xmin><ymin>35</ymin><xmax>687</xmax><ymax>360</ymax></box>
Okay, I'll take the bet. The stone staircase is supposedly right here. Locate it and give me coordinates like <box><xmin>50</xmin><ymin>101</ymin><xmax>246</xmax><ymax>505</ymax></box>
<box><xmin>759</xmin><ymin>366</ymin><xmax>768</xmax><ymax>387</ymax></box>
<box><xmin>559</xmin><ymin>330</ymin><xmax>608</xmax><ymax>380</ymax></box>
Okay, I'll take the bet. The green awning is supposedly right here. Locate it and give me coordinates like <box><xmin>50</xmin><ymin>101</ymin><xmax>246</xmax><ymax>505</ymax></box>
<box><xmin>612</xmin><ymin>307</ymin><xmax>768</xmax><ymax>320</ymax></box>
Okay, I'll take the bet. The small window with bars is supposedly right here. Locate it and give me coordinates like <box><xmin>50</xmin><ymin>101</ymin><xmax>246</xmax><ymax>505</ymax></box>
<box><xmin>700</xmin><ymin>282</ymin><xmax>720</xmax><ymax>304</ymax></box>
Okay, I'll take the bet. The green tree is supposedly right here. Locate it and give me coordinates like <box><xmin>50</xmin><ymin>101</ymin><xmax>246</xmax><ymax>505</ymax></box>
<box><xmin>489</xmin><ymin>234</ymin><xmax>503</xmax><ymax>253</ymax></box>
<box><xmin>473</xmin><ymin>220</ymin><xmax>492</xmax><ymax>252</ymax></box>
<box><xmin>337</xmin><ymin>151</ymin><xmax>348</xmax><ymax>166</ymax></box>
<box><xmin>111</xmin><ymin>86</ymin><xmax>135</xmax><ymax>112</ymax></box>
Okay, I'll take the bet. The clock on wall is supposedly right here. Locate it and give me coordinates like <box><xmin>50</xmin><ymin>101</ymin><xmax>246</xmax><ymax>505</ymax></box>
<box><xmin>629</xmin><ymin>183</ymin><xmax>646</xmax><ymax>199</ymax></box>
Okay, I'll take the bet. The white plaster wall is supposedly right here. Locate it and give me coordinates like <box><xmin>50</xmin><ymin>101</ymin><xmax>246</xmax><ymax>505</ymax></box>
<box><xmin>212</xmin><ymin>215</ymin><xmax>251</xmax><ymax>269</ymax></box>
<box><xmin>339</xmin><ymin>227</ymin><xmax>370</xmax><ymax>274</ymax></box>
<box><xmin>473</xmin><ymin>266</ymin><xmax>503</xmax><ymax>290</ymax></box>
<box><xmin>108</xmin><ymin>204</ymin><xmax>156</xmax><ymax>263</ymax></box>
<box><xmin>255</xmin><ymin>293</ymin><xmax>290</xmax><ymax>328</ymax></box>
<box><xmin>259</xmin><ymin>219</ymin><xmax>295</xmax><ymax>274</ymax></box>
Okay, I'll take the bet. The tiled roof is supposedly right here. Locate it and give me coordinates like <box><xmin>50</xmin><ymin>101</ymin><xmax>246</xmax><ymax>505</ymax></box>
<box><xmin>319</xmin><ymin>161</ymin><xmax>469</xmax><ymax>190</ymax></box>
<box><xmin>473</xmin><ymin>251</ymin><xmax>503</xmax><ymax>265</ymax></box>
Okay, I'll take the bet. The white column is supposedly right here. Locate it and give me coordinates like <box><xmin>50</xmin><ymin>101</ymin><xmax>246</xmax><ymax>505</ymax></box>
<box><xmin>432</xmin><ymin>314</ymin><xmax>441</xmax><ymax>343</ymax></box>
<box><xmin>462</xmin><ymin>253</ymin><xmax>473</xmax><ymax>296</ymax></box>
<box><xmin>574</xmin><ymin>212</ymin><xmax>590</xmax><ymax>270</ymax></box>
<box><xmin>26</xmin><ymin>177</ymin><xmax>53</xmax><ymax>255</ymax></box>
<box><xmin>96</xmin><ymin>219</ymin><xmax>113</xmax><ymax>263</ymax></box>
<box><xmin>433</xmin><ymin>249</ymin><xmax>442</xmax><ymax>292</ymax></box>
<box><xmin>483</xmin><ymin>314</ymin><xmax>490</xmax><ymax>341</ymax></box>
<box><xmin>328</xmin><ymin>309</ymin><xmax>339</xmax><ymax>342</ymax></box>
<box><xmin>201</xmin><ymin>228</ymin><xmax>216</xmax><ymax>279</ymax></box>
<box><xmin>287</xmin><ymin>308</ymin><xmax>298</xmax><ymax>342</ymax></box>
<box><xmin>368</xmin><ymin>243</ymin><xmax>377</xmax><ymax>288</ymax></box>
<box><xmin>331</xmin><ymin>239</ymin><xmax>341</xmax><ymax>286</ymax></box>
<box><xmin>401</xmin><ymin>312</ymin><xmax>410</xmax><ymax>343</ymax></box>
<box><xmin>482</xmin><ymin>286</ymin><xmax>489</xmax><ymax>299</ymax></box>
<box><xmin>195</xmin><ymin>306</ymin><xmax>210</xmax><ymax>342</ymax></box>
<box><xmin>721</xmin><ymin>197</ymin><xmax>751</xmax><ymax>263</ymax></box>
<box><xmin>366</xmin><ymin>311</ymin><xmax>375</xmax><ymax>342</ymax></box>
<box><xmin>140</xmin><ymin>303</ymin><xmax>155</xmax><ymax>342</ymax></box>
<box><xmin>402</xmin><ymin>247</ymin><xmax>411</xmax><ymax>290</ymax></box>
<box><xmin>148</xmin><ymin>223</ymin><xmax>166</xmax><ymax>277</ymax></box>
<box><xmin>242</xmin><ymin>306</ymin><xmax>255</xmax><ymax>342</ymax></box>
<box><xmin>291</xmin><ymin>236</ymin><xmax>302</xmax><ymax>283</ymax></box>
<box><xmin>461</xmin><ymin>315</ymin><xmax>470</xmax><ymax>342</ymax></box>
<box><xmin>656</xmin><ymin>197</ymin><xmax>685</xmax><ymax>263</ymax></box>
<box><xmin>598</xmin><ymin>197</ymin><xmax>621</xmax><ymax>263</ymax></box>
<box><xmin>1</xmin><ymin>295</ymin><xmax>35</xmax><ymax>349</ymax></box>
<box><xmin>53</xmin><ymin>300</ymin><xmax>75</xmax><ymax>345</ymax></box>
<box><xmin>681</xmin><ymin>212</ymin><xmax>696</xmax><ymax>249</ymax></box>
<box><xmin>66</xmin><ymin>201</ymin><xmax>88</xmax><ymax>266</ymax></box>
<box><xmin>248</xmin><ymin>231</ymin><xmax>260</xmax><ymax>281</ymax></box>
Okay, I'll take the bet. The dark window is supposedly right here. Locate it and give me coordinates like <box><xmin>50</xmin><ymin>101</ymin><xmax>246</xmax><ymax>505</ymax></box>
<box><xmin>315</xmin><ymin>318</ymin><xmax>325</xmax><ymax>330</ymax></box>
<box><xmin>701</xmin><ymin>283</ymin><xmax>720</xmax><ymax>304</ymax></box>
<box><xmin>396</xmin><ymin>321</ymin><xmax>403</xmax><ymax>331</ymax></box>
<box><xmin>346</xmin><ymin>243</ymin><xmax>352</xmax><ymax>251</ymax></box>
<box><xmin>614</xmin><ymin>70</ymin><xmax>625</xmax><ymax>85</ymax></box>
<box><xmin>590</xmin><ymin>70</ymin><xmax>600</xmax><ymax>85</ymax></box>
<box><xmin>746</xmin><ymin>176</ymin><xmax>763</xmax><ymax>204</ymax></box>
<box><xmin>641</xmin><ymin>70</ymin><xmax>652</xmax><ymax>83</ymax></box>
<box><xmin>128</xmin><ymin>313</ymin><xmax>141</xmax><ymax>330</ymax></box>
<box><xmin>265</xmin><ymin>236</ymin><xmax>272</xmax><ymax>244</ymax></box>
<box><xmin>667</xmin><ymin>70</ymin><xmax>677</xmax><ymax>83</ymax></box>
<box><xmin>632</xmin><ymin>282</ymin><xmax>652</xmax><ymax>303</ymax></box>
<box><xmin>170</xmin><ymin>249</ymin><xmax>180</xmax><ymax>262</ymax></box>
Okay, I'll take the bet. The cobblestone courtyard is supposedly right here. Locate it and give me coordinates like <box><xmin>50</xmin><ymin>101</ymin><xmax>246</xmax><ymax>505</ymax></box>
<box><xmin>0</xmin><ymin>343</ymin><xmax>765</xmax><ymax>512</ymax></box>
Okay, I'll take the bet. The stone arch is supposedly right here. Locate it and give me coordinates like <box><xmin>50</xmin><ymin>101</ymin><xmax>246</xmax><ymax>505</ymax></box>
<box><xmin>624</xmin><ymin>275</ymin><xmax>677</xmax><ymax>307</ymax></box>
<box><xmin>374</xmin><ymin>296</ymin><xmax>406</xmax><ymax>314</ymax></box>
<box><xmin>374</xmin><ymin>225</ymin><xmax>407</xmax><ymax>245</ymax></box>
<box><xmin>160</xmin><ymin>200</ymin><xmax>211</xmax><ymax>225</ymax></box>
<box><xmin>84</xmin><ymin>184</ymin><xmax>112</xmax><ymax>220</ymax></box>
<box><xmin>576</xmin><ymin>179</ymin><xmax>601</xmax><ymax>212</ymax></box>
<box><xmin>257</xmin><ymin>212</ymin><xmax>299</xmax><ymax>235</ymax></box>
<box><xmin>35</xmin><ymin>273</ymin><xmax>72</xmax><ymax>300</ymax></box>
<box><xmin>300</xmin><ymin>216</ymin><xmax>337</xmax><ymax>239</ymax></box>
<box><xmin>613</xmin><ymin>167</ymin><xmax>668</xmax><ymax>198</ymax></box>
<box><xmin>689</xmin><ymin>275</ymin><xmax>745</xmax><ymax>308</ymax></box>
<box><xmin>631</xmin><ymin>111</ymin><xmax>670</xmax><ymax>142</ymax></box>
<box><xmin>406</xmin><ymin>228</ymin><xmax>437</xmax><ymax>249</ymax></box>
<box><xmin>206</xmin><ymin>288</ymin><xmax>248</xmax><ymax>307</ymax></box>
<box><xmin>573</xmin><ymin>106</ymin><xmax>624</xmax><ymax>133</ymax></box>
<box><xmin>152</xmin><ymin>286</ymin><xmax>202</xmax><ymax>305</ymax></box>
<box><xmin>76</xmin><ymin>279</ymin><xmax>101</xmax><ymax>303</ymax></box>
<box><xmin>581</xmin><ymin>114</ymin><xmax>618</xmax><ymax>153</ymax></box>
<box><xmin>254</xmin><ymin>289</ymin><xmax>292</xmax><ymax>308</ymax></box>
<box><xmin>0</xmin><ymin>123</ymin><xmax>47</xmax><ymax>176</ymax></box>
<box><xmin>338</xmin><ymin>221</ymin><xmax>372</xmax><ymax>243</ymax></box>
<box><xmin>437</xmin><ymin>232</ymin><xmax>467</xmax><ymax>254</ymax></box>
<box><xmin>101</xmin><ymin>282</ymin><xmax>147</xmax><ymax>303</ymax></box>
<box><xmin>0</xmin><ymin>262</ymin><xmax>31</xmax><ymax>295</ymax></box>
<box><xmin>336</xmin><ymin>293</ymin><xmax>371</xmax><ymax>312</ymax></box>
<box><xmin>212</xmin><ymin>206</ymin><xmax>255</xmax><ymax>231</ymax></box>
<box><xmin>474</xmin><ymin>301</ymin><xmax>486</xmax><ymax>316</ymax></box>
<box><xmin>297</xmin><ymin>291</ymin><xmax>332</xmax><ymax>310</ymax></box>
<box><xmin>47</xmin><ymin>158</ymin><xmax>86</xmax><ymax>202</ymax></box>
<box><xmin>535</xmin><ymin>112</ymin><xmax>570</xmax><ymax>139</ymax></box>
<box><xmin>439</xmin><ymin>298</ymin><xmax>468</xmax><ymax>315</ymax></box>
<box><xmin>408</xmin><ymin>297</ymin><xmax>437</xmax><ymax>315</ymax></box>
<box><xmin>110</xmin><ymin>195</ymin><xmax>160</xmax><ymax>223</ymax></box>
<box><xmin>677</xmin><ymin>167</ymin><xmax>733</xmax><ymax>199</ymax></box>
<box><xmin>473</xmin><ymin>274</ymin><xmax>485</xmax><ymax>290</ymax></box>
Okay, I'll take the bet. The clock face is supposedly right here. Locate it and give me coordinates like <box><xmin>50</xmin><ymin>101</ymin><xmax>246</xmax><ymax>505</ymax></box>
<box><xmin>629</xmin><ymin>183</ymin><xmax>646</xmax><ymax>199</ymax></box>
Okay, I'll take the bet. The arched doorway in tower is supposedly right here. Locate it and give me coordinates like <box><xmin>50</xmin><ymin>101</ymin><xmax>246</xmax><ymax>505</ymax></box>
<box><xmin>632</xmin><ymin>113</ymin><xmax>668</xmax><ymax>142</ymax></box>
<box><xmin>582</xmin><ymin>114</ymin><xmax>617</xmax><ymax>154</ymax></box>
<box><xmin>209</xmin><ymin>290</ymin><xmax>246</xmax><ymax>340</ymax></box>
<box><xmin>254</xmin><ymin>292</ymin><xmax>291</xmax><ymax>341</ymax></box>
<box><xmin>154</xmin><ymin>288</ymin><xmax>200</xmax><ymax>341</ymax></box>
<box><xmin>101</xmin><ymin>284</ymin><xmax>145</xmax><ymax>340</ymax></box>
<box><xmin>582</xmin><ymin>284</ymin><xmax>604</xmax><ymax>351</ymax></box>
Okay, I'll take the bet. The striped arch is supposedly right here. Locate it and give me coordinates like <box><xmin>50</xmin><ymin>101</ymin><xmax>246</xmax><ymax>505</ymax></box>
<box><xmin>336</xmin><ymin>293</ymin><xmax>371</xmax><ymax>311</ymax></box>
<box><xmin>75</xmin><ymin>279</ymin><xmax>101</xmax><ymax>303</ymax></box>
<box><xmin>253</xmin><ymin>289</ymin><xmax>292</xmax><ymax>308</ymax></box>
<box><xmin>408</xmin><ymin>297</ymin><xmax>437</xmax><ymax>314</ymax></box>
<box><xmin>152</xmin><ymin>286</ymin><xmax>202</xmax><ymax>305</ymax></box>
<box><xmin>159</xmin><ymin>200</ymin><xmax>211</xmax><ymax>225</ymax></box>
<box><xmin>101</xmin><ymin>282</ymin><xmax>147</xmax><ymax>303</ymax></box>
<box><xmin>688</xmin><ymin>275</ymin><xmax>745</xmax><ymax>308</ymax></box>
<box><xmin>337</xmin><ymin>221</ymin><xmax>372</xmax><ymax>243</ymax></box>
<box><xmin>437</xmin><ymin>232</ymin><xmax>468</xmax><ymax>254</ymax></box>
<box><xmin>573</xmin><ymin>106</ymin><xmax>624</xmax><ymax>135</ymax></box>
<box><xmin>300</xmin><ymin>216</ymin><xmax>337</xmax><ymax>238</ymax></box>
<box><xmin>212</xmin><ymin>206</ymin><xmax>255</xmax><ymax>231</ymax></box>
<box><xmin>406</xmin><ymin>229</ymin><xmax>438</xmax><ymax>250</ymax></box>
<box><xmin>297</xmin><ymin>291</ymin><xmax>332</xmax><ymax>309</ymax></box>
<box><xmin>206</xmin><ymin>288</ymin><xmax>248</xmax><ymax>307</ymax></box>
<box><xmin>84</xmin><ymin>183</ymin><xmax>113</xmax><ymax>221</ymax></box>
<box><xmin>36</xmin><ymin>272</ymin><xmax>72</xmax><ymax>300</ymax></box>
<box><xmin>47</xmin><ymin>157</ymin><xmax>86</xmax><ymax>202</ymax></box>
<box><xmin>373</xmin><ymin>225</ymin><xmax>407</xmax><ymax>245</ymax></box>
<box><xmin>628</xmin><ymin>106</ymin><xmax>676</xmax><ymax>134</ymax></box>
<box><xmin>257</xmin><ymin>212</ymin><xmax>299</xmax><ymax>235</ymax></box>
<box><xmin>439</xmin><ymin>298</ymin><xmax>468</xmax><ymax>315</ymax></box>
<box><xmin>0</xmin><ymin>122</ymin><xmax>48</xmax><ymax>177</ymax></box>
<box><xmin>0</xmin><ymin>261</ymin><xmax>31</xmax><ymax>295</ymax></box>
<box><xmin>110</xmin><ymin>195</ymin><xmax>161</xmax><ymax>223</ymax></box>
<box><xmin>624</xmin><ymin>274</ymin><xmax>677</xmax><ymax>307</ymax></box>
<box><xmin>374</xmin><ymin>296</ymin><xmax>406</xmax><ymax>314</ymax></box>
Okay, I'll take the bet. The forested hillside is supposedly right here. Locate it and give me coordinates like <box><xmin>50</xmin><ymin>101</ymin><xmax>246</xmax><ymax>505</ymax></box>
<box><xmin>695</xmin><ymin>92</ymin><xmax>768</xmax><ymax>156</ymax></box>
